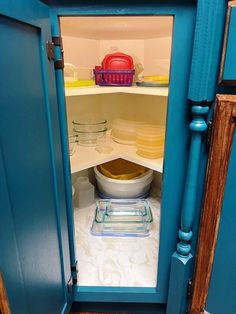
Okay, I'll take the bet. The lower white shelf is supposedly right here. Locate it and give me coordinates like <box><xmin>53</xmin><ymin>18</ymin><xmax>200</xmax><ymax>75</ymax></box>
<box><xmin>74</xmin><ymin>197</ymin><xmax>160</xmax><ymax>287</ymax></box>
<box><xmin>70</xmin><ymin>133</ymin><xmax>164</xmax><ymax>173</ymax></box>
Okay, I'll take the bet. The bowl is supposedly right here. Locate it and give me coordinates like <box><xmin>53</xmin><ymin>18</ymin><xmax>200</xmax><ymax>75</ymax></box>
<box><xmin>94</xmin><ymin>164</ymin><xmax>153</xmax><ymax>198</ymax></box>
<box><xmin>73</xmin><ymin>128</ymin><xmax>107</xmax><ymax>147</ymax></box>
<box><xmin>72</xmin><ymin>119</ymin><xmax>107</xmax><ymax>132</ymax></box>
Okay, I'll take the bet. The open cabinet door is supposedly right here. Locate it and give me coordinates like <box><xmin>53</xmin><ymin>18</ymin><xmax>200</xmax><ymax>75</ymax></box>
<box><xmin>188</xmin><ymin>94</ymin><xmax>236</xmax><ymax>314</ymax></box>
<box><xmin>0</xmin><ymin>1</ymin><xmax>72</xmax><ymax>314</ymax></box>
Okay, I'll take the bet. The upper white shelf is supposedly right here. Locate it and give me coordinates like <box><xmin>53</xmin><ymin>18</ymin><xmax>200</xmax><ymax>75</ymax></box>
<box><xmin>65</xmin><ymin>85</ymin><xmax>169</xmax><ymax>97</ymax></box>
<box><xmin>70</xmin><ymin>133</ymin><xmax>164</xmax><ymax>174</ymax></box>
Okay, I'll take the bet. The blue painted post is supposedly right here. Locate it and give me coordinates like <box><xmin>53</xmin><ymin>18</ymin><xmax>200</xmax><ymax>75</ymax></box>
<box><xmin>50</xmin><ymin>13</ymin><xmax>77</xmax><ymax>281</ymax></box>
<box><xmin>166</xmin><ymin>105</ymin><xmax>209</xmax><ymax>314</ymax></box>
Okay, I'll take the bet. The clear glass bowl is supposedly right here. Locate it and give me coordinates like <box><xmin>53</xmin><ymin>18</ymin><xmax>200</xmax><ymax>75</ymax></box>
<box><xmin>68</xmin><ymin>134</ymin><xmax>78</xmax><ymax>155</ymax></box>
<box><xmin>73</xmin><ymin>128</ymin><xmax>107</xmax><ymax>147</ymax></box>
<box><xmin>72</xmin><ymin>119</ymin><xmax>107</xmax><ymax>132</ymax></box>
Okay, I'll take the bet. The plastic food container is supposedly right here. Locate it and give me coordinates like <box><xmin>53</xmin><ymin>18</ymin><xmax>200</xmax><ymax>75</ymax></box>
<box><xmin>102</xmin><ymin>52</ymin><xmax>134</xmax><ymax>70</ymax></box>
<box><xmin>136</xmin><ymin>125</ymin><xmax>165</xmax><ymax>159</ymax></box>
<box><xmin>98</xmin><ymin>158</ymin><xmax>147</xmax><ymax>180</ymax></box>
<box><xmin>90</xmin><ymin>199</ymin><xmax>153</xmax><ymax>237</ymax></box>
<box><xmin>94</xmin><ymin>52</ymin><xmax>135</xmax><ymax>86</ymax></box>
<box><xmin>111</xmin><ymin>119</ymin><xmax>147</xmax><ymax>145</ymax></box>
<box><xmin>64</xmin><ymin>63</ymin><xmax>93</xmax><ymax>87</ymax></box>
<box><xmin>73</xmin><ymin>176</ymin><xmax>94</xmax><ymax>208</ymax></box>
<box><xmin>94</xmin><ymin>164</ymin><xmax>153</xmax><ymax>198</ymax></box>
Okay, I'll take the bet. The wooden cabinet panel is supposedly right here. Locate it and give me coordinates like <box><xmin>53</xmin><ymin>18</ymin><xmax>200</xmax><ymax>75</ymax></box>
<box><xmin>219</xmin><ymin>1</ymin><xmax>236</xmax><ymax>85</ymax></box>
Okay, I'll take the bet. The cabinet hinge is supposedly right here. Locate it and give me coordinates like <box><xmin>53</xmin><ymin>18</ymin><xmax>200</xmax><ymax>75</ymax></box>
<box><xmin>46</xmin><ymin>36</ymin><xmax>64</xmax><ymax>69</ymax></box>
<box><xmin>187</xmin><ymin>278</ymin><xmax>193</xmax><ymax>299</ymax></box>
<box><xmin>71</xmin><ymin>260</ymin><xmax>78</xmax><ymax>285</ymax></box>
<box><xmin>206</xmin><ymin>120</ymin><xmax>213</xmax><ymax>148</ymax></box>
<box><xmin>71</xmin><ymin>260</ymin><xmax>78</xmax><ymax>273</ymax></box>
<box><xmin>46</xmin><ymin>41</ymin><xmax>55</xmax><ymax>62</ymax></box>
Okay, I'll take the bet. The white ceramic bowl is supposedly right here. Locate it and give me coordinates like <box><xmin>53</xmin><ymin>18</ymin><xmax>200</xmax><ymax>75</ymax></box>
<box><xmin>94</xmin><ymin>165</ymin><xmax>153</xmax><ymax>198</ymax></box>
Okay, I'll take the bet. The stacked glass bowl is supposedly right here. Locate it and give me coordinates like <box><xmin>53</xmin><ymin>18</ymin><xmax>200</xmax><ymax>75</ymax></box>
<box><xmin>73</xmin><ymin>119</ymin><xmax>107</xmax><ymax>146</ymax></box>
<box><xmin>91</xmin><ymin>199</ymin><xmax>153</xmax><ymax>237</ymax></box>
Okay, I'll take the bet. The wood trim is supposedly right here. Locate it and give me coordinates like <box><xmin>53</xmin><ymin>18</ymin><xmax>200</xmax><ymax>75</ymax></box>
<box><xmin>189</xmin><ymin>94</ymin><xmax>236</xmax><ymax>314</ymax></box>
<box><xmin>218</xmin><ymin>1</ymin><xmax>236</xmax><ymax>85</ymax></box>
<box><xmin>0</xmin><ymin>273</ymin><xmax>11</xmax><ymax>314</ymax></box>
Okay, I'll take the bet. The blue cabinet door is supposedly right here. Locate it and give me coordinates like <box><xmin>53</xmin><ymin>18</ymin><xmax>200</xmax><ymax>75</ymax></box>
<box><xmin>0</xmin><ymin>1</ymin><xmax>72</xmax><ymax>314</ymax></box>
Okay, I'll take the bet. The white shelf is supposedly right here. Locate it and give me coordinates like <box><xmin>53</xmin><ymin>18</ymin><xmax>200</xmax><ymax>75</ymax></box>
<box><xmin>65</xmin><ymin>85</ymin><xmax>168</xmax><ymax>97</ymax></box>
<box><xmin>70</xmin><ymin>133</ymin><xmax>163</xmax><ymax>173</ymax></box>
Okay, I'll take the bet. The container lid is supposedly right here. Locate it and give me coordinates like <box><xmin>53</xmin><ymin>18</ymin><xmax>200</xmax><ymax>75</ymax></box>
<box><xmin>102</xmin><ymin>52</ymin><xmax>134</xmax><ymax>70</ymax></box>
<box><xmin>98</xmin><ymin>158</ymin><xmax>148</xmax><ymax>180</ymax></box>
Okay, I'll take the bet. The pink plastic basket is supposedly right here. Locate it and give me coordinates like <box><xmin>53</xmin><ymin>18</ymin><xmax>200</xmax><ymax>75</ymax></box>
<box><xmin>93</xmin><ymin>69</ymin><xmax>135</xmax><ymax>86</ymax></box>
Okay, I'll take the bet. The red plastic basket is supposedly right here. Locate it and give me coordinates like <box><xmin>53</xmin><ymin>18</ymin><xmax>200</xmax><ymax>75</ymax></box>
<box><xmin>93</xmin><ymin>69</ymin><xmax>135</xmax><ymax>86</ymax></box>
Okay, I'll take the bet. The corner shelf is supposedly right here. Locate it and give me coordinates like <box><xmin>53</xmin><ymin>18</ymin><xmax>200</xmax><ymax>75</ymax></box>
<box><xmin>70</xmin><ymin>133</ymin><xmax>164</xmax><ymax>174</ymax></box>
<box><xmin>65</xmin><ymin>85</ymin><xmax>168</xmax><ymax>97</ymax></box>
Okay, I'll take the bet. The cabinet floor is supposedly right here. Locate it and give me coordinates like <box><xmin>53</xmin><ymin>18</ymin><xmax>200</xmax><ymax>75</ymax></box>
<box><xmin>74</xmin><ymin>197</ymin><xmax>160</xmax><ymax>287</ymax></box>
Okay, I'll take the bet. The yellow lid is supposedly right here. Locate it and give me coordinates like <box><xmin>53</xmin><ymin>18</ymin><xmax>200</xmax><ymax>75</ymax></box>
<box><xmin>98</xmin><ymin>158</ymin><xmax>148</xmax><ymax>180</ymax></box>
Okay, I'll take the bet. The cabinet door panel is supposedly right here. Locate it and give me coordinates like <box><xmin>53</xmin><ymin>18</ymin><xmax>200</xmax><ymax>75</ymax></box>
<box><xmin>0</xmin><ymin>2</ymin><xmax>71</xmax><ymax>314</ymax></box>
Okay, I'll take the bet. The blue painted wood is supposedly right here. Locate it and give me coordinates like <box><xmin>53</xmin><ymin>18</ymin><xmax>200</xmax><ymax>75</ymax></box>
<box><xmin>0</xmin><ymin>150</ymin><xmax>29</xmax><ymax>313</ymax></box>
<box><xmin>177</xmin><ymin>106</ymin><xmax>209</xmax><ymax>257</ymax></box>
<box><xmin>75</xmin><ymin>287</ymin><xmax>158</xmax><ymax>303</ymax></box>
<box><xmin>51</xmin><ymin>3</ymin><xmax>196</xmax><ymax>304</ymax></box>
<box><xmin>166</xmin><ymin>253</ymin><xmax>193</xmax><ymax>314</ymax></box>
<box><xmin>188</xmin><ymin>0</ymin><xmax>227</xmax><ymax>102</ymax></box>
<box><xmin>205</xmin><ymin>133</ymin><xmax>236</xmax><ymax>314</ymax></box>
<box><xmin>50</xmin><ymin>11</ymin><xmax>77</xmax><ymax>276</ymax></box>
<box><xmin>0</xmin><ymin>1</ymin><xmax>72</xmax><ymax>313</ymax></box>
<box><xmin>222</xmin><ymin>7</ymin><xmax>236</xmax><ymax>82</ymax></box>
<box><xmin>166</xmin><ymin>104</ymin><xmax>209</xmax><ymax>314</ymax></box>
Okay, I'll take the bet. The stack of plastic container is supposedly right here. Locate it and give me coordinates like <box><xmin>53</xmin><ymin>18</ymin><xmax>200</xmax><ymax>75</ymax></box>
<box><xmin>111</xmin><ymin>118</ymin><xmax>146</xmax><ymax>145</ymax></box>
<box><xmin>136</xmin><ymin>125</ymin><xmax>165</xmax><ymax>159</ymax></box>
<box><xmin>73</xmin><ymin>176</ymin><xmax>95</xmax><ymax>208</ymax></box>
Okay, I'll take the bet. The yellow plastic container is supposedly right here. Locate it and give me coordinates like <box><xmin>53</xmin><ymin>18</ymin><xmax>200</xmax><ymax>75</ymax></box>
<box><xmin>143</xmin><ymin>75</ymin><xmax>169</xmax><ymax>84</ymax></box>
<box><xmin>136</xmin><ymin>125</ymin><xmax>165</xmax><ymax>159</ymax></box>
<box><xmin>98</xmin><ymin>159</ymin><xmax>148</xmax><ymax>180</ymax></box>
<box><xmin>65</xmin><ymin>79</ymin><xmax>95</xmax><ymax>87</ymax></box>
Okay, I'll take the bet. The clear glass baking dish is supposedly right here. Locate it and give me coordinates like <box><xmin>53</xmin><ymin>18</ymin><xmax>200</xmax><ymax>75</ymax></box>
<box><xmin>90</xmin><ymin>219</ymin><xmax>150</xmax><ymax>237</ymax></box>
<box><xmin>90</xmin><ymin>199</ymin><xmax>153</xmax><ymax>237</ymax></box>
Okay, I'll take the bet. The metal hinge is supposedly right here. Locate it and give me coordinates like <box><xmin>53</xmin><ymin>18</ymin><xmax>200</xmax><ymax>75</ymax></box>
<box><xmin>46</xmin><ymin>36</ymin><xmax>64</xmax><ymax>69</ymax></box>
<box><xmin>206</xmin><ymin>120</ymin><xmax>213</xmax><ymax>148</ymax></box>
<box><xmin>71</xmin><ymin>260</ymin><xmax>78</xmax><ymax>273</ymax></box>
<box><xmin>71</xmin><ymin>260</ymin><xmax>78</xmax><ymax>285</ymax></box>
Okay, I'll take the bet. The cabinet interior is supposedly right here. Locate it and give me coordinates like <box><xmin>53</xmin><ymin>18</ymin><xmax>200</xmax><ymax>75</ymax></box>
<box><xmin>60</xmin><ymin>15</ymin><xmax>173</xmax><ymax>288</ymax></box>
